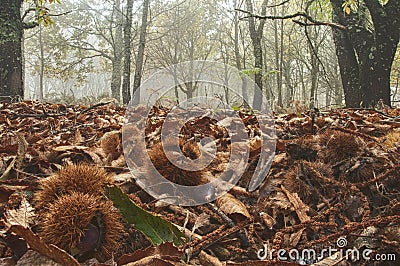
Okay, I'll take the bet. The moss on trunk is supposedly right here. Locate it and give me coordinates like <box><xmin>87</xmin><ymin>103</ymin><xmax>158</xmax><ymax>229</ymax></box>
<box><xmin>0</xmin><ymin>0</ymin><xmax>23</xmax><ymax>100</ymax></box>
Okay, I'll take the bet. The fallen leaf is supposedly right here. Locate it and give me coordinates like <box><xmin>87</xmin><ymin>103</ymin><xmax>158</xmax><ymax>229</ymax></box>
<box><xmin>5</xmin><ymin>197</ymin><xmax>35</xmax><ymax>227</ymax></box>
<box><xmin>16</xmin><ymin>250</ymin><xmax>61</xmax><ymax>266</ymax></box>
<box><xmin>281</xmin><ymin>186</ymin><xmax>310</xmax><ymax>223</ymax></box>
<box><xmin>199</xmin><ymin>250</ymin><xmax>225</xmax><ymax>266</ymax></box>
<box><xmin>117</xmin><ymin>242</ymin><xmax>182</xmax><ymax>266</ymax></box>
<box><xmin>6</xmin><ymin>224</ymin><xmax>80</xmax><ymax>266</ymax></box>
<box><xmin>215</xmin><ymin>193</ymin><xmax>251</xmax><ymax>220</ymax></box>
<box><xmin>105</xmin><ymin>185</ymin><xmax>186</xmax><ymax>246</ymax></box>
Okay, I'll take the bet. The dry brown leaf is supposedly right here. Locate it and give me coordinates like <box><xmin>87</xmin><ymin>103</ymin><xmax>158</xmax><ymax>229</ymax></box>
<box><xmin>111</xmin><ymin>155</ymin><xmax>126</xmax><ymax>167</ymax></box>
<box><xmin>16</xmin><ymin>250</ymin><xmax>61</xmax><ymax>266</ymax></box>
<box><xmin>113</xmin><ymin>173</ymin><xmax>134</xmax><ymax>183</ymax></box>
<box><xmin>288</xmin><ymin>228</ymin><xmax>305</xmax><ymax>247</ymax></box>
<box><xmin>6</xmin><ymin>224</ymin><xmax>80</xmax><ymax>266</ymax></box>
<box><xmin>281</xmin><ymin>186</ymin><xmax>310</xmax><ymax>223</ymax></box>
<box><xmin>73</xmin><ymin>128</ymin><xmax>83</xmax><ymax>144</ymax></box>
<box><xmin>117</xmin><ymin>242</ymin><xmax>182</xmax><ymax>266</ymax></box>
<box><xmin>52</xmin><ymin>145</ymin><xmax>88</xmax><ymax>151</ymax></box>
<box><xmin>122</xmin><ymin>256</ymin><xmax>178</xmax><ymax>266</ymax></box>
<box><xmin>215</xmin><ymin>193</ymin><xmax>251</xmax><ymax>220</ymax></box>
<box><xmin>0</xmin><ymin>257</ymin><xmax>15</xmax><ymax>266</ymax></box>
<box><xmin>192</xmin><ymin>213</ymin><xmax>210</xmax><ymax>232</ymax></box>
<box><xmin>270</xmin><ymin>191</ymin><xmax>292</xmax><ymax>210</ymax></box>
<box><xmin>199</xmin><ymin>250</ymin><xmax>225</xmax><ymax>266</ymax></box>
<box><xmin>272</xmin><ymin>153</ymin><xmax>287</xmax><ymax>164</ymax></box>
<box><xmin>259</xmin><ymin>212</ymin><xmax>276</xmax><ymax>229</ymax></box>
<box><xmin>0</xmin><ymin>185</ymin><xmax>27</xmax><ymax>204</ymax></box>
<box><xmin>5</xmin><ymin>197</ymin><xmax>35</xmax><ymax>227</ymax></box>
<box><xmin>0</xmin><ymin>133</ymin><xmax>28</xmax><ymax>180</ymax></box>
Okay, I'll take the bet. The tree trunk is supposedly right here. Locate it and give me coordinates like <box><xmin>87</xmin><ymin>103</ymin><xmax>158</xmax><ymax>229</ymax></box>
<box><xmin>132</xmin><ymin>0</ymin><xmax>150</xmax><ymax>105</ymax></box>
<box><xmin>362</xmin><ymin>0</ymin><xmax>399</xmax><ymax>107</ymax></box>
<box><xmin>331</xmin><ymin>30</ymin><xmax>360</xmax><ymax>106</ymax></box>
<box><xmin>283</xmin><ymin>60</ymin><xmax>294</xmax><ymax>103</ymax></box>
<box><xmin>330</xmin><ymin>0</ymin><xmax>400</xmax><ymax>107</ymax></box>
<box><xmin>233</xmin><ymin>0</ymin><xmax>249</xmax><ymax>106</ymax></box>
<box><xmin>0</xmin><ymin>0</ymin><xmax>23</xmax><ymax>101</ymax></box>
<box><xmin>273</xmin><ymin>5</ymin><xmax>282</xmax><ymax>108</ymax></box>
<box><xmin>38</xmin><ymin>25</ymin><xmax>44</xmax><ymax>101</ymax></box>
<box><xmin>245</xmin><ymin>0</ymin><xmax>267</xmax><ymax>110</ymax></box>
<box><xmin>122</xmin><ymin>0</ymin><xmax>134</xmax><ymax>104</ymax></box>
<box><xmin>110</xmin><ymin>0</ymin><xmax>123</xmax><ymax>101</ymax></box>
<box><xmin>308</xmin><ymin>41</ymin><xmax>319</xmax><ymax>108</ymax></box>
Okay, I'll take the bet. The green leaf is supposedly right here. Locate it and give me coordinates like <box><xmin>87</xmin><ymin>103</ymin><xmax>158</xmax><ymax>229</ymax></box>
<box><xmin>105</xmin><ymin>185</ymin><xmax>186</xmax><ymax>246</ymax></box>
<box><xmin>241</xmin><ymin>68</ymin><xmax>262</xmax><ymax>76</ymax></box>
<box><xmin>231</xmin><ymin>105</ymin><xmax>241</xmax><ymax>111</ymax></box>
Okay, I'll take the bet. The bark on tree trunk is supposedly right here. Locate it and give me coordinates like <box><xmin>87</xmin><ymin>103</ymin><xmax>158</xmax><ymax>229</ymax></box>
<box><xmin>362</xmin><ymin>0</ymin><xmax>399</xmax><ymax>107</ymax></box>
<box><xmin>132</xmin><ymin>0</ymin><xmax>150</xmax><ymax>105</ymax></box>
<box><xmin>309</xmin><ymin>52</ymin><xmax>318</xmax><ymax>108</ymax></box>
<box><xmin>110</xmin><ymin>0</ymin><xmax>123</xmax><ymax>101</ymax></box>
<box><xmin>283</xmin><ymin>61</ymin><xmax>294</xmax><ymax>103</ymax></box>
<box><xmin>122</xmin><ymin>0</ymin><xmax>134</xmax><ymax>104</ymax></box>
<box><xmin>330</xmin><ymin>0</ymin><xmax>400</xmax><ymax>107</ymax></box>
<box><xmin>246</xmin><ymin>0</ymin><xmax>267</xmax><ymax>110</ymax></box>
<box><xmin>38</xmin><ymin>25</ymin><xmax>44</xmax><ymax>101</ymax></box>
<box><xmin>233</xmin><ymin>0</ymin><xmax>249</xmax><ymax>106</ymax></box>
<box><xmin>0</xmin><ymin>0</ymin><xmax>23</xmax><ymax>101</ymax></box>
<box><xmin>274</xmin><ymin>5</ymin><xmax>282</xmax><ymax>108</ymax></box>
<box><xmin>331</xmin><ymin>27</ymin><xmax>361</xmax><ymax>107</ymax></box>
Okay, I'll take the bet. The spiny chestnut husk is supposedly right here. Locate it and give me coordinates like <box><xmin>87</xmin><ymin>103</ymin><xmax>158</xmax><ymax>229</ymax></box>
<box><xmin>286</xmin><ymin>135</ymin><xmax>318</xmax><ymax>162</ymax></box>
<box><xmin>318</xmin><ymin>129</ymin><xmax>362</xmax><ymax>163</ymax></box>
<box><xmin>35</xmin><ymin>164</ymin><xmax>113</xmax><ymax>209</ymax></box>
<box><xmin>285</xmin><ymin>161</ymin><xmax>335</xmax><ymax>208</ymax></box>
<box><xmin>382</xmin><ymin>129</ymin><xmax>400</xmax><ymax>149</ymax></box>
<box><xmin>40</xmin><ymin>192</ymin><xmax>123</xmax><ymax>262</ymax></box>
<box><xmin>147</xmin><ymin>137</ymin><xmax>205</xmax><ymax>186</ymax></box>
<box><xmin>100</xmin><ymin>130</ymin><xmax>122</xmax><ymax>161</ymax></box>
<box><xmin>181</xmin><ymin>139</ymin><xmax>201</xmax><ymax>160</ymax></box>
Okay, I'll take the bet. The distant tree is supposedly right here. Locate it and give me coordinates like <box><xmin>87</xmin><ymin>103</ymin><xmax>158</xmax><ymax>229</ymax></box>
<box><xmin>245</xmin><ymin>0</ymin><xmax>268</xmax><ymax>110</ymax></box>
<box><xmin>233</xmin><ymin>0</ymin><xmax>251</xmax><ymax>105</ymax></box>
<box><xmin>122</xmin><ymin>0</ymin><xmax>134</xmax><ymax>104</ymax></box>
<box><xmin>238</xmin><ymin>0</ymin><xmax>399</xmax><ymax>108</ymax></box>
<box><xmin>24</xmin><ymin>12</ymin><xmax>95</xmax><ymax>101</ymax></box>
<box><xmin>148</xmin><ymin>0</ymin><xmax>217</xmax><ymax>101</ymax></box>
<box><xmin>132</xmin><ymin>0</ymin><xmax>150</xmax><ymax>105</ymax></box>
<box><xmin>110</xmin><ymin>0</ymin><xmax>123</xmax><ymax>101</ymax></box>
<box><xmin>0</xmin><ymin>0</ymin><xmax>57</xmax><ymax>101</ymax></box>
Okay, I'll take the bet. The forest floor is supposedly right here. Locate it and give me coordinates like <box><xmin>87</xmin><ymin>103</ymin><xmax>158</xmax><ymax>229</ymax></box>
<box><xmin>0</xmin><ymin>100</ymin><xmax>399</xmax><ymax>266</ymax></box>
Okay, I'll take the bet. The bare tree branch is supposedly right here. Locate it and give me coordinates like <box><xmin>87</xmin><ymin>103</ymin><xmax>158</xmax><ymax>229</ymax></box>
<box><xmin>235</xmin><ymin>8</ymin><xmax>347</xmax><ymax>30</ymax></box>
<box><xmin>266</xmin><ymin>0</ymin><xmax>290</xmax><ymax>8</ymax></box>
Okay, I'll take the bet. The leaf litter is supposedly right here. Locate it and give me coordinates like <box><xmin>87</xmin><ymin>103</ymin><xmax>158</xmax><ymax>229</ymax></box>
<box><xmin>0</xmin><ymin>100</ymin><xmax>399</xmax><ymax>265</ymax></box>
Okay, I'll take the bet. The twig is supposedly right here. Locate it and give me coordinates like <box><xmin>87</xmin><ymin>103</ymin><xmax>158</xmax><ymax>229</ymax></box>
<box><xmin>191</xmin><ymin>224</ymin><xmax>243</xmax><ymax>258</ymax></box>
<box><xmin>78</xmin><ymin>101</ymin><xmax>115</xmax><ymax>115</ymax></box>
<box><xmin>12</xmin><ymin>113</ymin><xmax>64</xmax><ymax>119</ymax></box>
<box><xmin>207</xmin><ymin>203</ymin><xmax>251</xmax><ymax>248</ymax></box>
<box><xmin>344</xmin><ymin>107</ymin><xmax>399</xmax><ymax>119</ymax></box>
<box><xmin>14</xmin><ymin>169</ymin><xmax>48</xmax><ymax>179</ymax></box>
<box><xmin>266</xmin><ymin>0</ymin><xmax>290</xmax><ymax>8</ymax></box>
